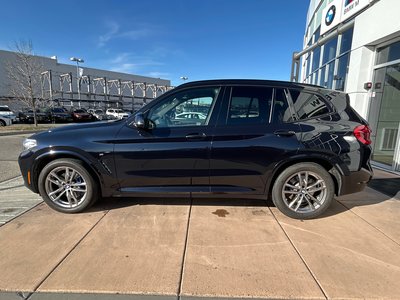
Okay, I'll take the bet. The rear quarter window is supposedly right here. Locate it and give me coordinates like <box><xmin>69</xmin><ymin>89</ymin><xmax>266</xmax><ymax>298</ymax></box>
<box><xmin>289</xmin><ymin>90</ymin><xmax>332</xmax><ymax>120</ymax></box>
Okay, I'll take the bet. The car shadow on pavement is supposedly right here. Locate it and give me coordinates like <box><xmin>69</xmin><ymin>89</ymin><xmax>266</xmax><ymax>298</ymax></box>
<box><xmin>367</xmin><ymin>178</ymin><xmax>400</xmax><ymax>197</ymax></box>
<box><xmin>86</xmin><ymin>196</ymin><xmax>272</xmax><ymax>213</ymax></box>
<box><xmin>84</xmin><ymin>186</ymin><xmax>397</xmax><ymax>219</ymax></box>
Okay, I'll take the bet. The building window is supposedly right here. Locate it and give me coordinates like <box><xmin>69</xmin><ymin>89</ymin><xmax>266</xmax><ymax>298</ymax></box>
<box><xmin>335</xmin><ymin>53</ymin><xmax>350</xmax><ymax>91</ymax></box>
<box><xmin>313</xmin><ymin>26</ymin><xmax>320</xmax><ymax>43</ymax></box>
<box><xmin>312</xmin><ymin>47</ymin><xmax>321</xmax><ymax>72</ymax></box>
<box><xmin>300</xmin><ymin>25</ymin><xmax>353</xmax><ymax>92</ymax></box>
<box><xmin>376</xmin><ymin>40</ymin><xmax>400</xmax><ymax>65</ymax></box>
<box><xmin>340</xmin><ymin>27</ymin><xmax>353</xmax><ymax>55</ymax></box>
<box><xmin>314</xmin><ymin>70</ymin><xmax>319</xmax><ymax>85</ymax></box>
<box><xmin>319</xmin><ymin>65</ymin><xmax>326</xmax><ymax>86</ymax></box>
<box><xmin>326</xmin><ymin>61</ymin><xmax>335</xmax><ymax>89</ymax></box>
<box><xmin>305</xmin><ymin>56</ymin><xmax>311</xmax><ymax>78</ymax></box>
<box><xmin>322</xmin><ymin>37</ymin><xmax>338</xmax><ymax>65</ymax></box>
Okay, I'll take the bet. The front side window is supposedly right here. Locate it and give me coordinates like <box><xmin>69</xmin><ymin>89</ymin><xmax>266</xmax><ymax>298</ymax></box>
<box><xmin>289</xmin><ymin>90</ymin><xmax>331</xmax><ymax>120</ymax></box>
<box><xmin>226</xmin><ymin>86</ymin><xmax>272</xmax><ymax>125</ymax></box>
<box><xmin>147</xmin><ymin>87</ymin><xmax>219</xmax><ymax>128</ymax></box>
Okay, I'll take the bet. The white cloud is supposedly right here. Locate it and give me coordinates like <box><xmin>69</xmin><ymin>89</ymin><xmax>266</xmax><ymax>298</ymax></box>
<box><xmin>98</xmin><ymin>21</ymin><xmax>154</xmax><ymax>47</ymax></box>
<box><xmin>146</xmin><ymin>71</ymin><xmax>170</xmax><ymax>78</ymax></box>
<box><xmin>98</xmin><ymin>21</ymin><xmax>120</xmax><ymax>47</ymax></box>
<box><xmin>110</xmin><ymin>63</ymin><xmax>138</xmax><ymax>73</ymax></box>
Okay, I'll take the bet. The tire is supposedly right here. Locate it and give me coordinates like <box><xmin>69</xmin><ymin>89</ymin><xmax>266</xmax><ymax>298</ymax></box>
<box><xmin>0</xmin><ymin>120</ymin><xmax>6</xmax><ymax>126</ymax></box>
<box><xmin>272</xmin><ymin>162</ymin><xmax>334</xmax><ymax>219</ymax></box>
<box><xmin>38</xmin><ymin>158</ymin><xmax>98</xmax><ymax>213</ymax></box>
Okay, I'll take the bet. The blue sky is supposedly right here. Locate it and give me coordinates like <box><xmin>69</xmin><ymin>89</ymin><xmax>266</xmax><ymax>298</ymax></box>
<box><xmin>0</xmin><ymin>0</ymin><xmax>309</xmax><ymax>86</ymax></box>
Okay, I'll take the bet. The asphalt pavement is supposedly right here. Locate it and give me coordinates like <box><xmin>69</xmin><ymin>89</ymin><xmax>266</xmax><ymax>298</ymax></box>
<box><xmin>0</xmin><ymin>134</ymin><xmax>31</xmax><ymax>182</ymax></box>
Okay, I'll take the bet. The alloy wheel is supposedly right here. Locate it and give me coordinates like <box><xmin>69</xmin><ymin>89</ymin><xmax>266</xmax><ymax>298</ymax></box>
<box><xmin>44</xmin><ymin>166</ymin><xmax>88</xmax><ymax>208</ymax></box>
<box><xmin>281</xmin><ymin>171</ymin><xmax>327</xmax><ymax>213</ymax></box>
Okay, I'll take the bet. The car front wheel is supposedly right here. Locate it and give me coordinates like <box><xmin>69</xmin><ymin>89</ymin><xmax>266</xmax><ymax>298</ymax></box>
<box><xmin>272</xmin><ymin>162</ymin><xmax>334</xmax><ymax>219</ymax></box>
<box><xmin>38</xmin><ymin>158</ymin><xmax>98</xmax><ymax>213</ymax></box>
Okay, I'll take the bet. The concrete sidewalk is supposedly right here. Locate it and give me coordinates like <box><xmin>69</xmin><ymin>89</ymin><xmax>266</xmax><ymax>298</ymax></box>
<box><xmin>0</xmin><ymin>182</ymin><xmax>399</xmax><ymax>299</ymax></box>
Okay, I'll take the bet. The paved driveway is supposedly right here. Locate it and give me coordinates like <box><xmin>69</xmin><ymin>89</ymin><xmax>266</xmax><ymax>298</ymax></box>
<box><xmin>0</xmin><ymin>134</ymin><xmax>30</xmax><ymax>182</ymax></box>
<box><xmin>0</xmin><ymin>178</ymin><xmax>399</xmax><ymax>300</ymax></box>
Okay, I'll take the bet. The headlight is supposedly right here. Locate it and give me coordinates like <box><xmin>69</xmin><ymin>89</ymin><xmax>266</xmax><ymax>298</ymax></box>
<box><xmin>23</xmin><ymin>138</ymin><xmax>37</xmax><ymax>151</ymax></box>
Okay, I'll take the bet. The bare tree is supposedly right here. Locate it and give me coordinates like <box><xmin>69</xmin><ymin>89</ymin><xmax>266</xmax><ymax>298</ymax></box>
<box><xmin>5</xmin><ymin>40</ymin><xmax>44</xmax><ymax>126</ymax></box>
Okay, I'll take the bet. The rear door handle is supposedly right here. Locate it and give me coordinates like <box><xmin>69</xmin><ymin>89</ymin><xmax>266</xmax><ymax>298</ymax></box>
<box><xmin>186</xmin><ymin>133</ymin><xmax>207</xmax><ymax>140</ymax></box>
<box><xmin>274</xmin><ymin>130</ymin><xmax>296</xmax><ymax>137</ymax></box>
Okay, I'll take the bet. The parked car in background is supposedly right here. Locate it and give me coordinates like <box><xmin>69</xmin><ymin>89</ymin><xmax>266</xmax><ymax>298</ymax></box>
<box><xmin>19</xmin><ymin>79</ymin><xmax>373</xmax><ymax>219</ymax></box>
<box><xmin>0</xmin><ymin>115</ymin><xmax>12</xmax><ymax>126</ymax></box>
<box><xmin>46</xmin><ymin>107</ymin><xmax>73</xmax><ymax>123</ymax></box>
<box><xmin>18</xmin><ymin>109</ymin><xmax>50</xmax><ymax>123</ymax></box>
<box><xmin>71</xmin><ymin>108</ymin><xmax>94</xmax><ymax>122</ymax></box>
<box><xmin>0</xmin><ymin>105</ymin><xmax>17</xmax><ymax>123</ymax></box>
<box><xmin>106</xmin><ymin>108</ymin><xmax>130</xmax><ymax>119</ymax></box>
<box><xmin>88</xmin><ymin>109</ymin><xmax>112</xmax><ymax>121</ymax></box>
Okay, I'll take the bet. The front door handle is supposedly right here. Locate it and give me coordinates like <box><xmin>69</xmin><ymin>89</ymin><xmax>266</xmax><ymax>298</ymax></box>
<box><xmin>274</xmin><ymin>130</ymin><xmax>296</xmax><ymax>137</ymax></box>
<box><xmin>186</xmin><ymin>133</ymin><xmax>207</xmax><ymax>140</ymax></box>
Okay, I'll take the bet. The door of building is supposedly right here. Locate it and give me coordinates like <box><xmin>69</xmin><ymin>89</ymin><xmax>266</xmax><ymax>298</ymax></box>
<box><xmin>370</xmin><ymin>63</ymin><xmax>400</xmax><ymax>171</ymax></box>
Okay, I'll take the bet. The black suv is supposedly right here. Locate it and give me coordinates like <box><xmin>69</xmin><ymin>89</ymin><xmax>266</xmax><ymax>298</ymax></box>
<box><xmin>18</xmin><ymin>80</ymin><xmax>373</xmax><ymax>219</ymax></box>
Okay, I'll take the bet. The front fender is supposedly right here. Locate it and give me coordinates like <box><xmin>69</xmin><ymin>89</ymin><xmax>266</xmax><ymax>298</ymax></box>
<box><xmin>29</xmin><ymin>148</ymin><xmax>114</xmax><ymax>196</ymax></box>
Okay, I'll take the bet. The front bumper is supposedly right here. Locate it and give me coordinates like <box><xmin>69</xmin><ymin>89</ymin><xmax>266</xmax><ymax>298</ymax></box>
<box><xmin>18</xmin><ymin>150</ymin><xmax>38</xmax><ymax>194</ymax></box>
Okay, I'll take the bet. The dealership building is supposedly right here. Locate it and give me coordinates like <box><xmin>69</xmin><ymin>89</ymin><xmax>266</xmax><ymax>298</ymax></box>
<box><xmin>0</xmin><ymin>49</ymin><xmax>171</xmax><ymax>112</ymax></box>
<box><xmin>291</xmin><ymin>0</ymin><xmax>400</xmax><ymax>172</ymax></box>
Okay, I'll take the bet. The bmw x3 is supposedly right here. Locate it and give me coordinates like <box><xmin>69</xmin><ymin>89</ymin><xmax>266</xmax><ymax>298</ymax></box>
<box><xmin>19</xmin><ymin>80</ymin><xmax>373</xmax><ymax>219</ymax></box>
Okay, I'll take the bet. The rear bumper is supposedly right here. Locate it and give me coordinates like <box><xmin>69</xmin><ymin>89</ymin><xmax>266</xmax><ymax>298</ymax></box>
<box><xmin>339</xmin><ymin>167</ymin><xmax>373</xmax><ymax>196</ymax></box>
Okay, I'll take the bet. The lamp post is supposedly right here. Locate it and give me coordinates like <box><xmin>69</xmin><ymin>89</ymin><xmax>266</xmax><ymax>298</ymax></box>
<box><xmin>70</xmin><ymin>57</ymin><xmax>84</xmax><ymax>106</ymax></box>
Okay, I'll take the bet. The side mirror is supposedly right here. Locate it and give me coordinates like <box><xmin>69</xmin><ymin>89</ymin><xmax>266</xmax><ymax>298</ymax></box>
<box><xmin>133</xmin><ymin>113</ymin><xmax>146</xmax><ymax>129</ymax></box>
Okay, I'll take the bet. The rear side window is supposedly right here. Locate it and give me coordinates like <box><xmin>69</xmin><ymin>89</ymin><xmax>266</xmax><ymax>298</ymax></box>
<box><xmin>227</xmin><ymin>86</ymin><xmax>272</xmax><ymax>125</ymax></box>
<box><xmin>0</xmin><ymin>107</ymin><xmax>11</xmax><ymax>112</ymax></box>
<box><xmin>272</xmin><ymin>89</ymin><xmax>295</xmax><ymax>123</ymax></box>
<box><xmin>289</xmin><ymin>90</ymin><xmax>331</xmax><ymax>120</ymax></box>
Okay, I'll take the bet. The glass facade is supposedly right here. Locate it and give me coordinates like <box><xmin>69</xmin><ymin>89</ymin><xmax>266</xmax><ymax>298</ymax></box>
<box><xmin>303</xmin><ymin>27</ymin><xmax>353</xmax><ymax>90</ymax></box>
<box><xmin>335</xmin><ymin>53</ymin><xmax>350</xmax><ymax>91</ymax></box>
<box><xmin>376</xmin><ymin>41</ymin><xmax>400</xmax><ymax>65</ymax></box>
<box><xmin>301</xmin><ymin>0</ymin><xmax>400</xmax><ymax>172</ymax></box>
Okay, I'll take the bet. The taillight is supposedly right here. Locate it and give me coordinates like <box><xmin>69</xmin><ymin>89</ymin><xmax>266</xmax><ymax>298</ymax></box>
<box><xmin>354</xmin><ymin>125</ymin><xmax>372</xmax><ymax>145</ymax></box>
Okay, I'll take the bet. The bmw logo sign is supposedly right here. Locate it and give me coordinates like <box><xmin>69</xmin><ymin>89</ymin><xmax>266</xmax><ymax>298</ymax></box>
<box><xmin>325</xmin><ymin>5</ymin><xmax>336</xmax><ymax>26</ymax></box>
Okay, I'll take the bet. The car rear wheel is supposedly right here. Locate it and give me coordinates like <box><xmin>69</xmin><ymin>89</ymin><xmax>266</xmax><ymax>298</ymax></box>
<box><xmin>38</xmin><ymin>158</ymin><xmax>98</xmax><ymax>213</ymax></box>
<box><xmin>272</xmin><ymin>162</ymin><xmax>334</xmax><ymax>219</ymax></box>
<box><xmin>0</xmin><ymin>120</ymin><xmax>6</xmax><ymax>126</ymax></box>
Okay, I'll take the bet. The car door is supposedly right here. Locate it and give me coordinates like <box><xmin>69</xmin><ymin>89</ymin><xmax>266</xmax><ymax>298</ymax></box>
<box><xmin>113</xmin><ymin>86</ymin><xmax>223</xmax><ymax>195</ymax></box>
<box><xmin>209</xmin><ymin>86</ymin><xmax>302</xmax><ymax>195</ymax></box>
